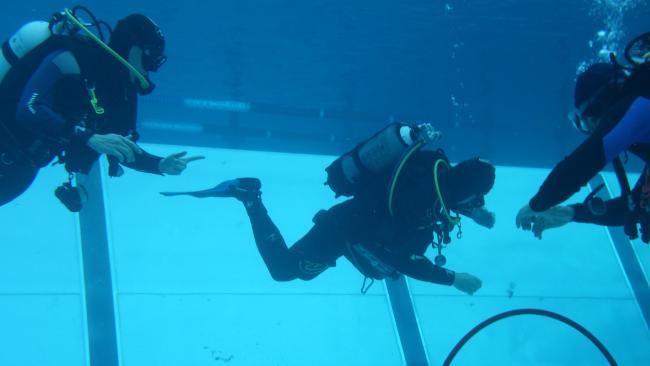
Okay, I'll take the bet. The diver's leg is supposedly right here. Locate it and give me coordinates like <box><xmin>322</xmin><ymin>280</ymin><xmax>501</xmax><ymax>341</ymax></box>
<box><xmin>243</xmin><ymin>197</ymin><xmax>353</xmax><ymax>282</ymax></box>
<box><xmin>161</xmin><ymin>178</ymin><xmax>346</xmax><ymax>281</ymax></box>
<box><xmin>241</xmin><ymin>197</ymin><xmax>303</xmax><ymax>281</ymax></box>
<box><xmin>159</xmin><ymin>177</ymin><xmax>300</xmax><ymax>279</ymax></box>
<box><xmin>0</xmin><ymin>160</ymin><xmax>38</xmax><ymax>206</ymax></box>
<box><xmin>243</xmin><ymin>196</ymin><xmax>341</xmax><ymax>281</ymax></box>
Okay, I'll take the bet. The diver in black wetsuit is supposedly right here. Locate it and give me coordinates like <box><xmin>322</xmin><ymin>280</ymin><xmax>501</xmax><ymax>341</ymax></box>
<box><xmin>516</xmin><ymin>32</ymin><xmax>650</xmax><ymax>241</ymax></box>
<box><xmin>163</xmin><ymin>123</ymin><xmax>497</xmax><ymax>295</ymax></box>
<box><xmin>0</xmin><ymin>8</ymin><xmax>202</xmax><ymax>210</ymax></box>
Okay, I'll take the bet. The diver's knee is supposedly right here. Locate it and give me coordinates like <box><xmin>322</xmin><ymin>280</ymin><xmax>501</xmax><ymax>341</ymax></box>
<box><xmin>269</xmin><ymin>269</ymin><xmax>298</xmax><ymax>282</ymax></box>
<box><xmin>296</xmin><ymin>259</ymin><xmax>328</xmax><ymax>280</ymax></box>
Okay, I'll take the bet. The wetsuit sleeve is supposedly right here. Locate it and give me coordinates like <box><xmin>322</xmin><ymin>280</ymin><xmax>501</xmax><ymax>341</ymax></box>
<box><xmin>571</xmin><ymin>172</ymin><xmax>645</xmax><ymax>226</ymax></box>
<box><xmin>528</xmin><ymin>136</ymin><xmax>606</xmax><ymax>212</ymax></box>
<box><xmin>14</xmin><ymin>51</ymin><xmax>94</xmax><ymax>145</ymax></box>
<box><xmin>569</xmin><ymin>197</ymin><xmax>627</xmax><ymax>226</ymax></box>
<box><xmin>529</xmin><ymin>97</ymin><xmax>650</xmax><ymax>212</ymax></box>
<box><xmin>122</xmin><ymin>149</ymin><xmax>164</xmax><ymax>174</ymax></box>
<box><xmin>386</xmin><ymin>254</ymin><xmax>456</xmax><ymax>285</ymax></box>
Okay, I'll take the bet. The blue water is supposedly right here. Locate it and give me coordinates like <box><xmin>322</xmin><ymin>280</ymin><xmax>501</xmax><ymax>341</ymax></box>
<box><xmin>1</xmin><ymin>1</ymin><xmax>650</xmax><ymax>365</ymax></box>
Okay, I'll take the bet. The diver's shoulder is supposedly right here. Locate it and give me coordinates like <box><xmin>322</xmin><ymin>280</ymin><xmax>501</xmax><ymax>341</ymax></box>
<box><xmin>50</xmin><ymin>50</ymin><xmax>81</xmax><ymax>75</ymax></box>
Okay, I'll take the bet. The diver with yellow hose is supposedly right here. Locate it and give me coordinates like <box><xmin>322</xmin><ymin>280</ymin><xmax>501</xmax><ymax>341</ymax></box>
<box><xmin>0</xmin><ymin>6</ymin><xmax>203</xmax><ymax>210</ymax></box>
<box><xmin>163</xmin><ymin>123</ymin><xmax>496</xmax><ymax>294</ymax></box>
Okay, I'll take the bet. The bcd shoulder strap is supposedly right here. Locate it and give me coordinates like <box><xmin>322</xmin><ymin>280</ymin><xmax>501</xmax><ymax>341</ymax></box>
<box><xmin>612</xmin><ymin>156</ymin><xmax>639</xmax><ymax>240</ymax></box>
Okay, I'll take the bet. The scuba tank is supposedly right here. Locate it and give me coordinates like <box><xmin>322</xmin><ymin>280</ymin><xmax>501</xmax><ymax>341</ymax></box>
<box><xmin>325</xmin><ymin>123</ymin><xmax>426</xmax><ymax>197</ymax></box>
<box><xmin>0</xmin><ymin>19</ymin><xmax>78</xmax><ymax>87</ymax></box>
<box><xmin>0</xmin><ymin>21</ymin><xmax>53</xmax><ymax>84</ymax></box>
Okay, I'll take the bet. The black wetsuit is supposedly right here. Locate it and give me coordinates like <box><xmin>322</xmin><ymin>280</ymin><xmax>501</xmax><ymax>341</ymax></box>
<box><xmin>242</xmin><ymin>150</ymin><xmax>457</xmax><ymax>286</ymax></box>
<box><xmin>529</xmin><ymin>67</ymin><xmax>650</xmax><ymax>232</ymax></box>
<box><xmin>0</xmin><ymin>38</ymin><xmax>162</xmax><ymax>206</ymax></box>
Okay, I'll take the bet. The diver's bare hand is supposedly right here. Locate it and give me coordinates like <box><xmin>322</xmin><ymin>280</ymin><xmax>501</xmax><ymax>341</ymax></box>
<box><xmin>453</xmin><ymin>272</ymin><xmax>482</xmax><ymax>295</ymax></box>
<box><xmin>159</xmin><ymin>151</ymin><xmax>205</xmax><ymax>175</ymax></box>
<box><xmin>87</xmin><ymin>133</ymin><xmax>142</xmax><ymax>163</ymax></box>
<box><xmin>470</xmin><ymin>206</ymin><xmax>496</xmax><ymax>228</ymax></box>
<box><xmin>530</xmin><ymin>206</ymin><xmax>575</xmax><ymax>239</ymax></box>
<box><xmin>516</xmin><ymin>204</ymin><xmax>574</xmax><ymax>239</ymax></box>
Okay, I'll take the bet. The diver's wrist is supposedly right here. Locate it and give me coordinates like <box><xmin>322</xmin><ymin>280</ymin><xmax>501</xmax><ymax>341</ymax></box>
<box><xmin>74</xmin><ymin>126</ymin><xmax>95</xmax><ymax>146</ymax></box>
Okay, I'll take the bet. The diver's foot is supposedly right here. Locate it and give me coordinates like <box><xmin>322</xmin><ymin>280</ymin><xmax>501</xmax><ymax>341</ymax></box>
<box><xmin>219</xmin><ymin>178</ymin><xmax>262</xmax><ymax>201</ymax></box>
<box><xmin>160</xmin><ymin>177</ymin><xmax>261</xmax><ymax>201</ymax></box>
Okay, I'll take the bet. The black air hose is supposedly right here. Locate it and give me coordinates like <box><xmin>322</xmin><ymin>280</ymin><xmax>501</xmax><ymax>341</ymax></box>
<box><xmin>443</xmin><ymin>308</ymin><xmax>617</xmax><ymax>366</ymax></box>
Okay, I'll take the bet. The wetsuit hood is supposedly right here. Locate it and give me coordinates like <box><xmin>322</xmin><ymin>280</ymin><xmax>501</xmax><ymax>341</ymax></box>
<box><xmin>438</xmin><ymin>158</ymin><xmax>495</xmax><ymax>210</ymax></box>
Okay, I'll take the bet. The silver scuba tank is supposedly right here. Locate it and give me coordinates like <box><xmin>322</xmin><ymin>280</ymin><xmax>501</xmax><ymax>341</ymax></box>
<box><xmin>0</xmin><ymin>21</ymin><xmax>53</xmax><ymax>85</ymax></box>
<box><xmin>325</xmin><ymin>123</ymin><xmax>418</xmax><ymax>197</ymax></box>
<box><xmin>357</xmin><ymin>123</ymin><xmax>415</xmax><ymax>172</ymax></box>
<box><xmin>0</xmin><ymin>17</ymin><xmax>74</xmax><ymax>86</ymax></box>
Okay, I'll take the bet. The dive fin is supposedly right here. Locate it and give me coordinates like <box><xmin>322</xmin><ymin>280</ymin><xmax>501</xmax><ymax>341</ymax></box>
<box><xmin>160</xmin><ymin>178</ymin><xmax>261</xmax><ymax>199</ymax></box>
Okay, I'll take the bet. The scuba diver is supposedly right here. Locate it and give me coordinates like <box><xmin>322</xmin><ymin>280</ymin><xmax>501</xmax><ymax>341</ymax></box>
<box><xmin>0</xmin><ymin>6</ymin><xmax>203</xmax><ymax>210</ymax></box>
<box><xmin>516</xmin><ymin>32</ymin><xmax>650</xmax><ymax>241</ymax></box>
<box><xmin>162</xmin><ymin>123</ymin><xmax>497</xmax><ymax>295</ymax></box>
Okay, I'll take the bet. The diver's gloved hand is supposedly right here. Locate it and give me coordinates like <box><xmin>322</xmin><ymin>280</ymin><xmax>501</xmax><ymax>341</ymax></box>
<box><xmin>412</xmin><ymin>123</ymin><xmax>442</xmax><ymax>144</ymax></box>
<box><xmin>516</xmin><ymin>204</ymin><xmax>574</xmax><ymax>239</ymax></box>
<box><xmin>469</xmin><ymin>206</ymin><xmax>496</xmax><ymax>229</ymax></box>
<box><xmin>453</xmin><ymin>272</ymin><xmax>482</xmax><ymax>295</ymax></box>
<box><xmin>158</xmin><ymin>151</ymin><xmax>205</xmax><ymax>175</ymax></box>
<box><xmin>87</xmin><ymin>133</ymin><xmax>142</xmax><ymax>163</ymax></box>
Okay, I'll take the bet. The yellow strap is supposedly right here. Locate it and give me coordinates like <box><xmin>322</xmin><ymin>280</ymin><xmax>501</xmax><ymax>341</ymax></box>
<box><xmin>63</xmin><ymin>8</ymin><xmax>150</xmax><ymax>90</ymax></box>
